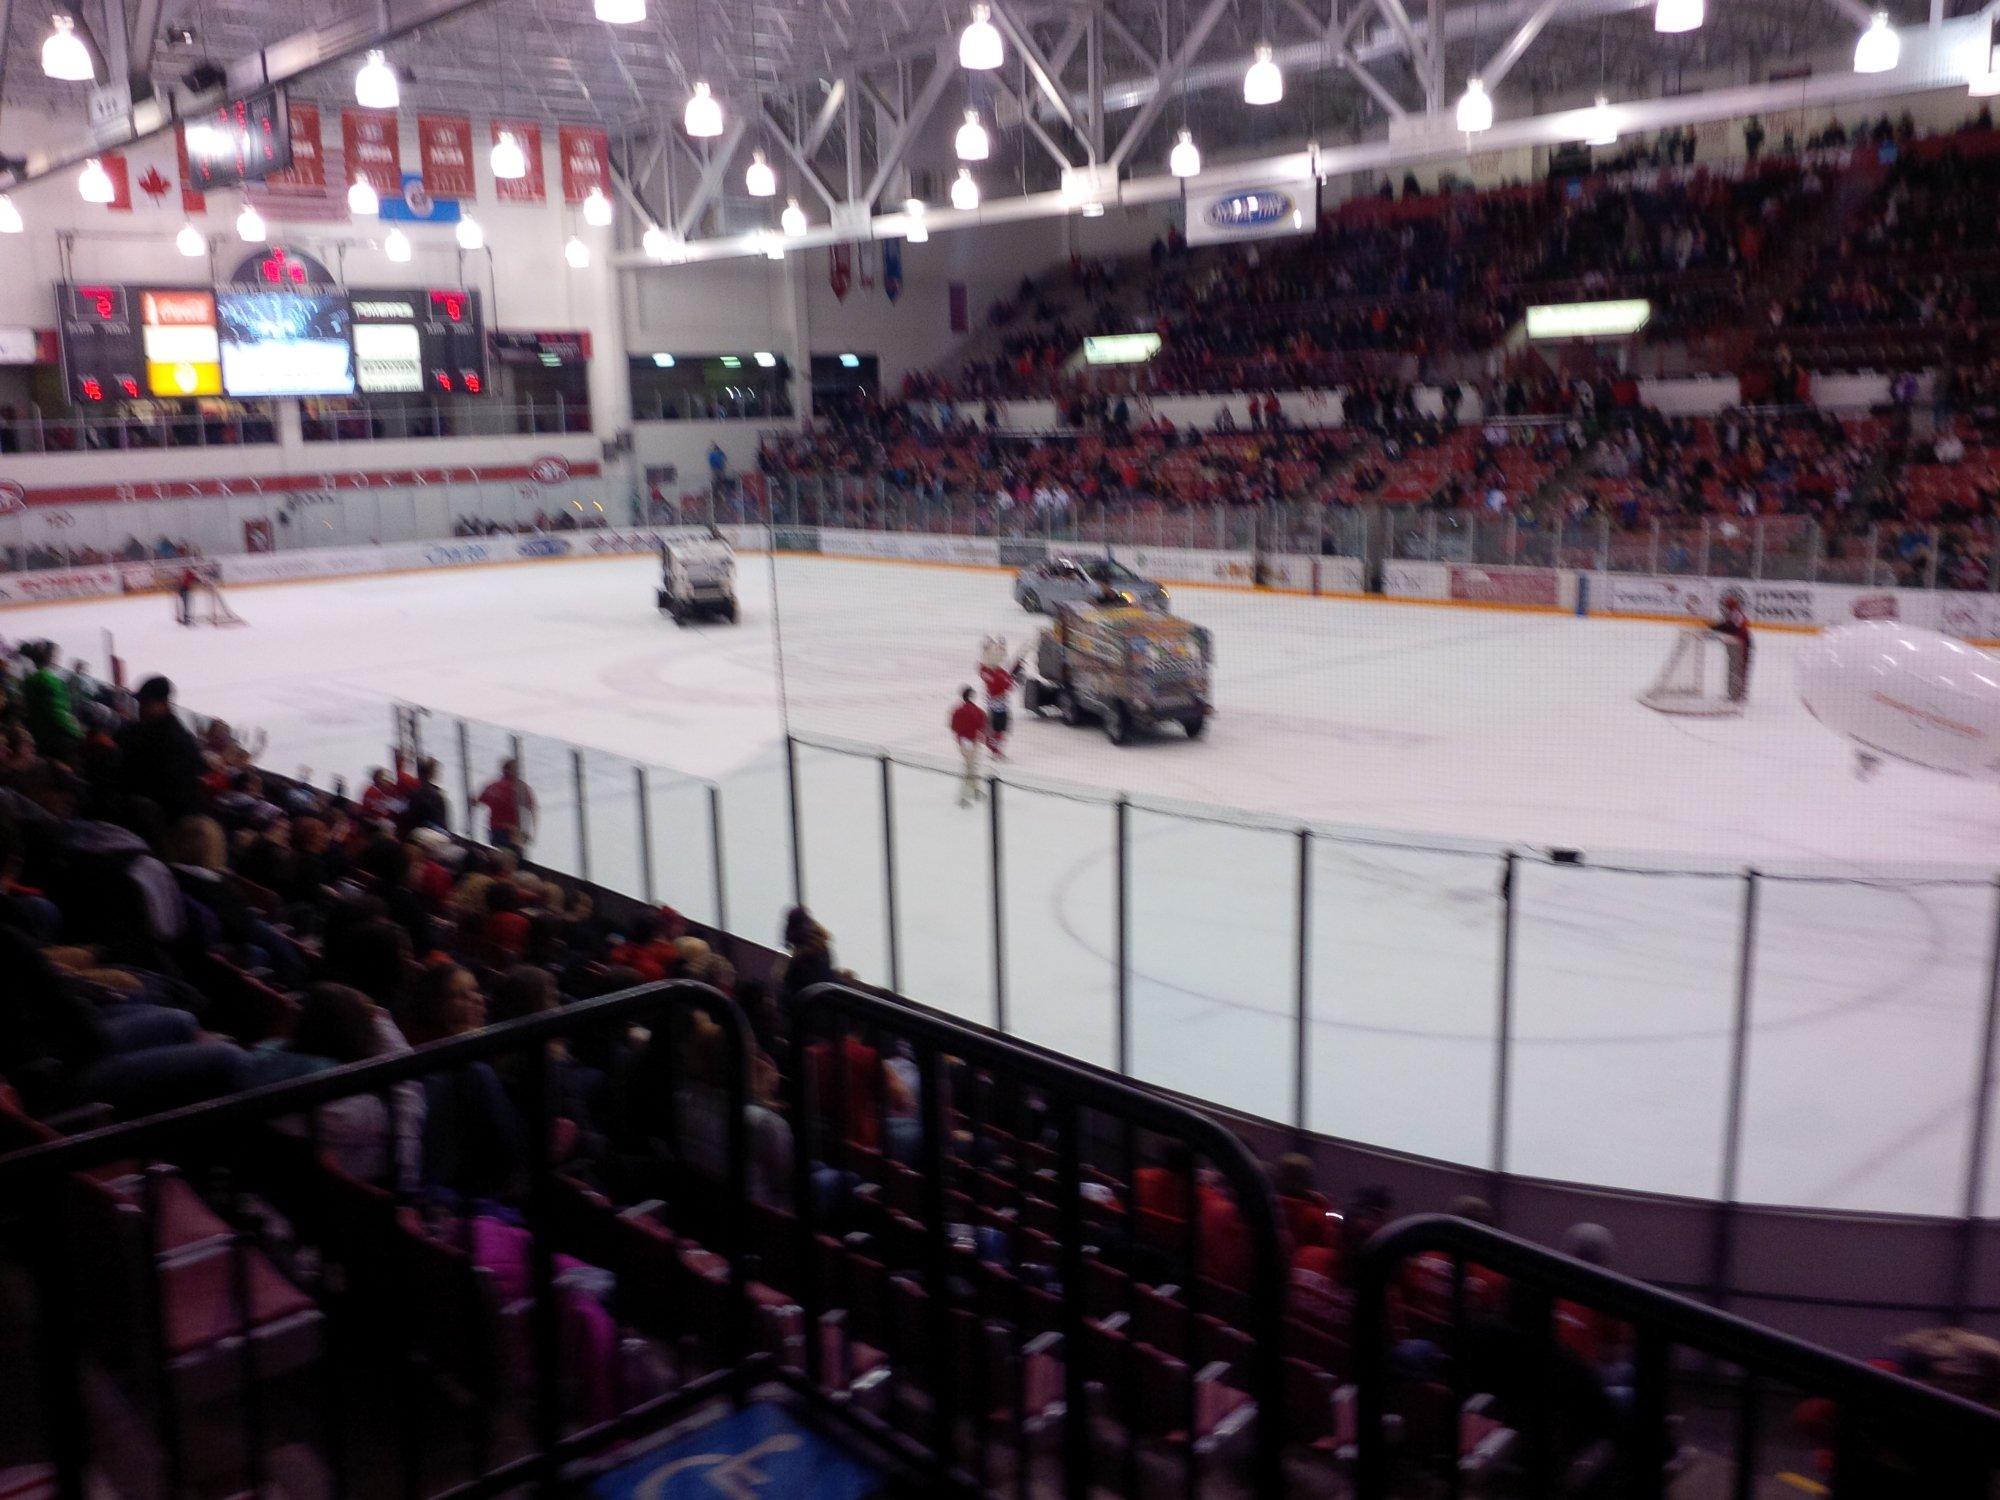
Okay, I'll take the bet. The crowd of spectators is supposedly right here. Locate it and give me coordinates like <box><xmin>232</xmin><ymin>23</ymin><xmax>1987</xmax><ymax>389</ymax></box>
<box><xmin>448</xmin><ymin>510</ymin><xmax>617</xmax><ymax>537</ymax></box>
<box><xmin>1</xmin><ymin>535</ymin><xmax>200</xmax><ymax>576</ymax></box>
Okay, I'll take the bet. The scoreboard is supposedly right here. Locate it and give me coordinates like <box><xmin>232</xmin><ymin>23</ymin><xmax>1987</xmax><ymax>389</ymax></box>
<box><xmin>59</xmin><ymin>281</ymin><xmax>487</xmax><ymax>403</ymax></box>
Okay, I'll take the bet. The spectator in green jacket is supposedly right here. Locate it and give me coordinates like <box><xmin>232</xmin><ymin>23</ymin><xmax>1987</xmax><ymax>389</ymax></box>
<box><xmin>18</xmin><ymin>642</ymin><xmax>81</xmax><ymax>759</ymax></box>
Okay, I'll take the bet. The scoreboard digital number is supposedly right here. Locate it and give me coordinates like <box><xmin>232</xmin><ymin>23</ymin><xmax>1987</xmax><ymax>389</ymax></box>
<box><xmin>185</xmin><ymin>89</ymin><xmax>294</xmax><ymax>192</ymax></box>
<box><xmin>59</xmin><ymin>284</ymin><xmax>144</xmax><ymax>404</ymax></box>
<box><xmin>349</xmin><ymin>287</ymin><xmax>489</xmax><ymax>396</ymax></box>
<box><xmin>423</xmin><ymin>288</ymin><xmax>487</xmax><ymax>395</ymax></box>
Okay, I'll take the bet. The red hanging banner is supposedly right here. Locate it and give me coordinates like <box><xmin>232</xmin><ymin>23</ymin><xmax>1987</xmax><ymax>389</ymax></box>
<box><xmin>491</xmin><ymin>120</ymin><xmax>546</xmax><ymax>203</ymax></box>
<box><xmin>418</xmin><ymin>115</ymin><xmax>477</xmax><ymax>198</ymax></box>
<box><xmin>829</xmin><ymin>245</ymin><xmax>852</xmax><ymax>301</ymax></box>
<box><xmin>558</xmin><ymin>125</ymin><xmax>610</xmax><ymax>204</ymax></box>
<box><xmin>268</xmin><ymin>100</ymin><xmax>326</xmax><ymax>188</ymax></box>
<box><xmin>99</xmin><ymin>152</ymin><xmax>132</xmax><ymax>212</ymax></box>
<box><xmin>340</xmin><ymin>107</ymin><xmax>402</xmax><ymax>194</ymax></box>
<box><xmin>173</xmin><ymin>126</ymin><xmax>206</xmax><ymax>213</ymax></box>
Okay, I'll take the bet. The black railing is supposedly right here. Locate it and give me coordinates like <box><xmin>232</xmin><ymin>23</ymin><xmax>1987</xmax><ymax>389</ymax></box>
<box><xmin>1352</xmin><ymin>1214</ymin><xmax>2000</xmax><ymax>1498</ymax></box>
<box><xmin>0</xmin><ymin>979</ymin><xmax>754</xmax><ymax>1500</ymax></box>
<box><xmin>787</xmin><ymin>981</ymin><xmax>1289</xmax><ymax>1498</ymax></box>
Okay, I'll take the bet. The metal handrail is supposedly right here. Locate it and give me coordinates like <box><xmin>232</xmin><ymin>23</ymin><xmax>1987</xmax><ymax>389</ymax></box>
<box><xmin>1352</xmin><ymin>1213</ymin><xmax>2000</xmax><ymax>1497</ymax></box>
<box><xmin>787</xmin><ymin>980</ymin><xmax>1290</xmax><ymax>1498</ymax></box>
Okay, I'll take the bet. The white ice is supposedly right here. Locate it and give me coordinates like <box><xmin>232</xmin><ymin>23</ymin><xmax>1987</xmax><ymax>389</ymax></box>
<box><xmin>11</xmin><ymin>551</ymin><xmax>1999</xmax><ymax>1219</ymax></box>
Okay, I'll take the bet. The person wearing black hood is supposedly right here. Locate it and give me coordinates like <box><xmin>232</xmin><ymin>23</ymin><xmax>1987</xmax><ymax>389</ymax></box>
<box><xmin>114</xmin><ymin>676</ymin><xmax>205</xmax><ymax>821</ymax></box>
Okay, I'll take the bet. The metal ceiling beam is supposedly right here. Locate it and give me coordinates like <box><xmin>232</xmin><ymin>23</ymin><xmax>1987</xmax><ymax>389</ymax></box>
<box><xmin>672</xmin><ymin>114</ymin><xmax>749</xmax><ymax>237</ymax></box>
<box><xmin>1478</xmin><ymin>0</ymin><xmax>1568</xmax><ymax>90</ymax></box>
<box><xmin>861</xmin><ymin>49</ymin><xmax>952</xmax><ymax>205</ymax></box>
<box><xmin>2</xmin><ymin>0</ymin><xmax>503</xmax><ymax>188</ymax></box>
<box><xmin>990</xmin><ymin>0</ymin><xmax>1092</xmax><ymax>156</ymax></box>
<box><xmin>125</xmin><ymin>0</ymin><xmax>165</xmax><ymax>87</ymax></box>
<box><xmin>1340</xmin><ymin>51</ymin><xmax>1407</xmax><ymax>117</ymax></box>
<box><xmin>1372</xmin><ymin>0</ymin><xmax>1428</xmax><ymax>81</ymax></box>
<box><xmin>761</xmin><ymin>105</ymin><xmax>840</xmax><ymax>209</ymax></box>
<box><xmin>616</xmin><ymin>15</ymin><xmax>1984</xmax><ymax>268</ymax></box>
<box><xmin>1104</xmin><ymin>0</ymin><xmax>1228</xmax><ymax>170</ymax></box>
<box><xmin>803</xmin><ymin>75</ymin><xmax>846</xmax><ymax>153</ymax></box>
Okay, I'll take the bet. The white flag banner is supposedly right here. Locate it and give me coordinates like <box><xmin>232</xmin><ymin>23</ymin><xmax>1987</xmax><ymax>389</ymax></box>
<box><xmin>1183</xmin><ymin>179</ymin><xmax>1315</xmax><ymax>245</ymax></box>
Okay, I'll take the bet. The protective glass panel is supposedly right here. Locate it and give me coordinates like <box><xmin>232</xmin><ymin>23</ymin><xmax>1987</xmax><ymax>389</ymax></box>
<box><xmin>1510</xmin><ymin>862</ymin><xmax>1738</xmax><ymax>1198</ymax></box>
<box><xmin>1741</xmin><ymin>876</ymin><xmax>1993</xmax><ymax>1216</ymax></box>
<box><xmin>794</xmin><ymin>742</ymin><xmax>888</xmax><ymax>987</ymax></box>
<box><xmin>1308</xmin><ymin>839</ymin><xmax>1499</xmax><ymax>1166</ymax></box>
<box><xmin>512</xmin><ymin>730</ymin><xmax>581</xmax><ymax>878</ymax></box>
<box><xmin>643</xmin><ymin>767</ymin><xmax>720</xmax><ymax>927</ymax></box>
<box><xmin>889</xmin><ymin>757</ymin><xmax>991</xmax><ymax>1026</ymax></box>
<box><xmin>1126</xmin><ymin>807</ymin><xmax>1294</xmax><ymax>1120</ymax></box>
<box><xmin>579</xmin><ymin>747</ymin><xmax>644</xmax><ymax>899</ymax></box>
<box><xmin>1002</xmin><ymin>781</ymin><xmax>1117</xmax><ymax>1070</ymax></box>
<box><xmin>715</xmin><ymin>746</ymin><xmax>794</xmax><ymax>955</ymax></box>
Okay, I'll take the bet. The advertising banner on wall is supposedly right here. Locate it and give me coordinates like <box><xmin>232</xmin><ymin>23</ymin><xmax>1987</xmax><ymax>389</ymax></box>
<box><xmin>1183</xmin><ymin>178</ymin><xmax>1313</xmax><ymax>246</ymax></box>
<box><xmin>340</xmin><ymin>108</ymin><xmax>402</xmax><ymax>194</ymax></box>
<box><xmin>558</xmin><ymin>125</ymin><xmax>610</xmax><ymax>203</ymax></box>
<box><xmin>418</xmin><ymin>115</ymin><xmax>477</xmax><ymax>197</ymax></box>
<box><xmin>1448</xmin><ymin>564</ymin><xmax>1560</xmax><ymax>606</ymax></box>
<box><xmin>491</xmin><ymin>120</ymin><xmax>546</xmax><ymax>202</ymax></box>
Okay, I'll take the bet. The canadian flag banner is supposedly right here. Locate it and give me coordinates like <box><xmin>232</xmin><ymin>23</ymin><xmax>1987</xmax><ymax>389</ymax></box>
<box><xmin>340</xmin><ymin>107</ymin><xmax>402</xmax><ymax>194</ymax></box>
<box><xmin>418</xmin><ymin>115</ymin><xmax>477</xmax><ymax>198</ymax></box>
<box><xmin>558</xmin><ymin>125</ymin><xmax>610</xmax><ymax>204</ymax></box>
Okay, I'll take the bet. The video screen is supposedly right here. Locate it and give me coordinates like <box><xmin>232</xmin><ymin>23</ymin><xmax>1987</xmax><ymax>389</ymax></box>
<box><xmin>217</xmin><ymin>289</ymin><xmax>354</xmax><ymax>396</ymax></box>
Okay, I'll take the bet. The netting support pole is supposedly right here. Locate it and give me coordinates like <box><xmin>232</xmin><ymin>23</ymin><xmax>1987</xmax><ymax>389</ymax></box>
<box><xmin>880</xmin><ymin>755</ymin><xmax>901</xmax><ymax>994</ymax></box>
<box><xmin>708</xmin><ymin>784</ymin><xmax>728</xmax><ymax>931</ymax></box>
<box><xmin>1490</xmin><ymin>851</ymin><xmax>1517</xmax><ymax>1203</ymax></box>
<box><xmin>1294</xmin><ymin>827</ymin><xmax>1312</xmax><ymax>1133</ymax></box>
<box><xmin>1953</xmin><ymin>878</ymin><xmax>2000</xmax><ymax>1319</ymax></box>
<box><xmin>1114</xmin><ymin>794</ymin><xmax>1131</xmax><ymax>1078</ymax></box>
<box><xmin>571</xmin><ymin>748</ymin><xmax>590</xmax><ymax>883</ymax></box>
<box><xmin>455</xmin><ymin>719</ymin><xmax>473</xmax><ymax>827</ymax></box>
<box><xmin>1713</xmin><ymin>869</ymin><xmax>1761</xmax><ymax>1307</ymax></box>
<box><xmin>635</xmin><ymin>766</ymin><xmax>656</xmax><ymax>905</ymax></box>
<box><xmin>784</xmin><ymin>734</ymin><xmax>805</xmax><ymax>908</ymax></box>
<box><xmin>990</xmin><ymin>776</ymin><xmax>1007</xmax><ymax>1034</ymax></box>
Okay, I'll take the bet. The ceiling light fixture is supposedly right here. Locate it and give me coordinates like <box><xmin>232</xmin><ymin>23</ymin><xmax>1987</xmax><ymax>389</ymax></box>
<box><xmin>1653</xmin><ymin>0</ymin><xmax>1702</xmax><ymax>31</ymax></box>
<box><xmin>1854</xmin><ymin>11</ymin><xmax>1899</xmax><ymax>73</ymax></box>
<box><xmin>176</xmin><ymin>221</ymin><xmax>205</xmax><ymax>256</ymax></box>
<box><xmin>347</xmin><ymin>177</ymin><xmax>379</xmax><ymax>215</ymax></box>
<box><xmin>1169</xmin><ymin>127</ymin><xmax>1201</xmax><ymax>178</ymax></box>
<box><xmin>959</xmin><ymin>3</ymin><xmax>1004</xmax><ymax>68</ymax></box>
<box><xmin>745</xmin><ymin>150</ymin><xmax>776</xmax><ymax>196</ymax></box>
<box><xmin>0</xmin><ymin>195</ymin><xmax>21</xmax><ymax>234</ymax></box>
<box><xmin>764</xmin><ymin>234</ymin><xmax>785</xmax><ymax>260</ymax></box>
<box><xmin>1243</xmin><ymin>43</ymin><xmax>1283</xmax><ymax>105</ymax></box>
<box><xmin>582</xmin><ymin>186</ymin><xmax>613</xmax><ymax>225</ymax></box>
<box><xmin>490</xmin><ymin>130</ymin><xmax>528</xmax><ymax>180</ymax></box>
<box><xmin>1455</xmin><ymin>77</ymin><xmax>1494</xmax><ymax>132</ymax></box>
<box><xmin>904</xmin><ymin>197</ymin><xmax>929</xmax><ymax>242</ymax></box>
<box><xmin>684</xmin><ymin>80</ymin><xmax>723</xmax><ymax>137</ymax></box>
<box><xmin>456</xmin><ymin>214</ymin><xmax>484</xmax><ymax>250</ymax></box>
<box><xmin>1581</xmin><ymin>95</ymin><xmax>1618</xmax><ymax>146</ymax></box>
<box><xmin>781</xmin><ymin>197</ymin><xmax>808</xmax><ymax>235</ymax></box>
<box><xmin>950</xmin><ymin>167</ymin><xmax>979</xmax><ymax>210</ymax></box>
<box><xmin>235</xmin><ymin>202</ymin><xmax>265</xmax><ymax>241</ymax></box>
<box><xmin>955</xmin><ymin>110</ymin><xmax>990</xmax><ymax>161</ymax></box>
<box><xmin>385</xmin><ymin>227</ymin><xmax>411</xmax><ymax>262</ymax></box>
<box><xmin>77</xmin><ymin>156</ymin><xmax>114</xmax><ymax>203</ymax></box>
<box><xmin>643</xmin><ymin>224</ymin><xmax>673</xmax><ymax>259</ymax></box>
<box><xmin>564</xmin><ymin>235</ymin><xmax>590</xmax><ymax>268</ymax></box>
<box><xmin>594</xmin><ymin>0</ymin><xmax>644</xmax><ymax>21</ymax></box>
<box><xmin>41</xmin><ymin>14</ymin><xmax>92</xmax><ymax>81</ymax></box>
<box><xmin>354</xmin><ymin>48</ymin><xmax>398</xmax><ymax>109</ymax></box>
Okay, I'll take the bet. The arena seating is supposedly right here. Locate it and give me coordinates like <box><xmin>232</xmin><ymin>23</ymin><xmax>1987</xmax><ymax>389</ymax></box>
<box><xmin>6</xmin><ymin>640</ymin><xmax>2000</xmax><ymax>1497</ymax></box>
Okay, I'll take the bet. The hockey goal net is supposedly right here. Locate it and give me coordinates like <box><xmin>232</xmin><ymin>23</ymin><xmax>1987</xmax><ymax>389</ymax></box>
<box><xmin>160</xmin><ymin>562</ymin><xmax>245</xmax><ymax>627</ymax></box>
<box><xmin>1638</xmin><ymin>627</ymin><xmax>1741</xmax><ymax>716</ymax></box>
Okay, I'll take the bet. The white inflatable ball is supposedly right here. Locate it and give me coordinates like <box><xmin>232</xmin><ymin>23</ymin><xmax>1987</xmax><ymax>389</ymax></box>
<box><xmin>1796</xmin><ymin>621</ymin><xmax>2000</xmax><ymax>778</ymax></box>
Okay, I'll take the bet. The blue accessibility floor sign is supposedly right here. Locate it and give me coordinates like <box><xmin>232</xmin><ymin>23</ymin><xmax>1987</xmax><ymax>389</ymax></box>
<box><xmin>589</xmin><ymin>1402</ymin><xmax>884</xmax><ymax>1499</ymax></box>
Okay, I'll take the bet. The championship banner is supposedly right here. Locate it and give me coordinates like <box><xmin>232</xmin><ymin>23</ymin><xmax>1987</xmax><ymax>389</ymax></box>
<box><xmin>492</xmin><ymin>120</ymin><xmax>545</xmax><ymax>202</ymax></box>
<box><xmin>418</xmin><ymin>115</ymin><xmax>476</xmax><ymax>198</ymax></box>
<box><xmin>829</xmin><ymin>244</ymin><xmax>851</xmax><ymax>301</ymax></box>
<box><xmin>174</xmin><ymin>126</ymin><xmax>206</xmax><ymax>213</ymax></box>
<box><xmin>948</xmin><ymin>282</ymin><xmax>968</xmax><ymax>333</ymax></box>
<box><xmin>882</xmin><ymin>238</ymin><xmax>902</xmax><ymax>302</ymax></box>
<box><xmin>1182</xmin><ymin>178</ymin><xmax>1313</xmax><ymax>246</ymax></box>
<box><xmin>341</xmin><ymin>108</ymin><xmax>402</xmax><ymax>194</ymax></box>
<box><xmin>97</xmin><ymin>152</ymin><xmax>132</xmax><ymax>212</ymax></box>
<box><xmin>558</xmin><ymin>125</ymin><xmax>610</xmax><ymax>204</ymax></box>
<box><xmin>269</xmin><ymin>100</ymin><xmax>326</xmax><ymax>188</ymax></box>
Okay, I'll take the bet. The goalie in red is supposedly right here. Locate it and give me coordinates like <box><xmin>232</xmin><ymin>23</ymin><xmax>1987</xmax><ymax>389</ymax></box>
<box><xmin>1712</xmin><ymin>592</ymin><xmax>1752</xmax><ymax>704</ymax></box>
<box><xmin>977</xmin><ymin>635</ymin><xmax>1025</xmax><ymax>759</ymax></box>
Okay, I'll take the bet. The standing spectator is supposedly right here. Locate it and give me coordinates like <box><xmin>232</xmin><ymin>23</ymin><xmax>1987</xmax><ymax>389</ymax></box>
<box><xmin>475</xmin><ymin>757</ymin><xmax>537</xmax><ymax>856</ymax></box>
<box><xmin>19</xmin><ymin>642</ymin><xmax>81</xmax><ymax>760</ymax></box>
<box><xmin>707</xmin><ymin>441</ymin><xmax>728</xmax><ymax>496</ymax></box>
<box><xmin>950</xmin><ymin>686</ymin><xmax>988</xmax><ymax>807</ymax></box>
<box><xmin>115</xmin><ymin>676</ymin><xmax>204</xmax><ymax>819</ymax></box>
<box><xmin>398</xmin><ymin>756</ymin><xmax>449</xmax><ymax>835</ymax></box>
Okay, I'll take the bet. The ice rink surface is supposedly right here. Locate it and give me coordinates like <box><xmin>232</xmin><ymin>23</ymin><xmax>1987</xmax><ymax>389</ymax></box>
<box><xmin>12</xmin><ymin>550</ymin><xmax>2000</xmax><ymax>1217</ymax></box>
